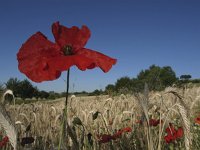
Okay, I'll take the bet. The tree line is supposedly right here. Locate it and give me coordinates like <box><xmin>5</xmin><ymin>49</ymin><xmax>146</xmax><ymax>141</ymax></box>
<box><xmin>105</xmin><ymin>65</ymin><xmax>200</xmax><ymax>95</ymax></box>
<box><xmin>0</xmin><ymin>78</ymin><xmax>64</xmax><ymax>100</ymax></box>
<box><xmin>1</xmin><ymin>65</ymin><xmax>200</xmax><ymax>100</ymax></box>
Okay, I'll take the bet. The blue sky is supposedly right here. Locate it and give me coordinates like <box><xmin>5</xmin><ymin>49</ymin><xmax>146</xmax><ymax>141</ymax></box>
<box><xmin>0</xmin><ymin>0</ymin><xmax>200</xmax><ymax>92</ymax></box>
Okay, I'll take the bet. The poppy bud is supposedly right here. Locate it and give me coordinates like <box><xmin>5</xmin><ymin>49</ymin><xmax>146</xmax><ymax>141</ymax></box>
<box><xmin>21</xmin><ymin>137</ymin><xmax>34</xmax><ymax>147</ymax></box>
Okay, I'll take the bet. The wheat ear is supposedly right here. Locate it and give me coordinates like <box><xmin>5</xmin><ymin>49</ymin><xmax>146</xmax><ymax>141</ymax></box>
<box><xmin>177</xmin><ymin>103</ymin><xmax>191</xmax><ymax>150</ymax></box>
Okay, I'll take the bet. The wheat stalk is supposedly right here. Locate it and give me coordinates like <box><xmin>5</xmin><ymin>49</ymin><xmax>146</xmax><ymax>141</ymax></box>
<box><xmin>166</xmin><ymin>89</ymin><xmax>191</xmax><ymax>150</ymax></box>
<box><xmin>177</xmin><ymin>103</ymin><xmax>191</xmax><ymax>150</ymax></box>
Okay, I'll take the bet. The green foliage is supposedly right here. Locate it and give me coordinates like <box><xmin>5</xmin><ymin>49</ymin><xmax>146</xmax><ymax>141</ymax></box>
<box><xmin>38</xmin><ymin>90</ymin><xmax>49</xmax><ymax>99</ymax></box>
<box><xmin>105</xmin><ymin>84</ymin><xmax>115</xmax><ymax>94</ymax></box>
<box><xmin>106</xmin><ymin>65</ymin><xmax>178</xmax><ymax>94</ymax></box>
<box><xmin>115</xmin><ymin>76</ymin><xmax>133</xmax><ymax>93</ymax></box>
<box><xmin>88</xmin><ymin>89</ymin><xmax>104</xmax><ymax>96</ymax></box>
<box><xmin>5</xmin><ymin>78</ymin><xmax>21</xmax><ymax>97</ymax></box>
<box><xmin>18</xmin><ymin>79</ymin><xmax>36</xmax><ymax>100</ymax></box>
<box><xmin>180</xmin><ymin>74</ymin><xmax>192</xmax><ymax>80</ymax></box>
<box><xmin>48</xmin><ymin>91</ymin><xmax>61</xmax><ymax>100</ymax></box>
<box><xmin>137</xmin><ymin>65</ymin><xmax>177</xmax><ymax>91</ymax></box>
<box><xmin>73</xmin><ymin>91</ymin><xmax>89</xmax><ymax>96</ymax></box>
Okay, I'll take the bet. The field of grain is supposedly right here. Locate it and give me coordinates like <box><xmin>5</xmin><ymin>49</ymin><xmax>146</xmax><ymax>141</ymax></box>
<box><xmin>1</xmin><ymin>86</ymin><xmax>200</xmax><ymax>150</ymax></box>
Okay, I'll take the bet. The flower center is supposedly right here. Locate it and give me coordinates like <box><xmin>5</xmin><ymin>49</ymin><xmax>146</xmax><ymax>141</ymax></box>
<box><xmin>63</xmin><ymin>45</ymin><xmax>73</xmax><ymax>55</ymax></box>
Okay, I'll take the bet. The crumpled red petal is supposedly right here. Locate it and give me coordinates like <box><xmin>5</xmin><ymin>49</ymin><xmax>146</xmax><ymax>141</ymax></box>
<box><xmin>76</xmin><ymin>48</ymin><xmax>117</xmax><ymax>72</ymax></box>
<box><xmin>165</xmin><ymin>125</ymin><xmax>176</xmax><ymax>134</ymax></box>
<box><xmin>97</xmin><ymin>134</ymin><xmax>113</xmax><ymax>143</ymax></box>
<box><xmin>17</xmin><ymin>32</ymin><xmax>62</xmax><ymax>82</ymax></box>
<box><xmin>176</xmin><ymin>127</ymin><xmax>183</xmax><ymax>138</ymax></box>
<box><xmin>52</xmin><ymin>22</ymin><xmax>91</xmax><ymax>50</ymax></box>
<box><xmin>17</xmin><ymin>22</ymin><xmax>117</xmax><ymax>82</ymax></box>
<box><xmin>48</xmin><ymin>55</ymin><xmax>94</xmax><ymax>72</ymax></box>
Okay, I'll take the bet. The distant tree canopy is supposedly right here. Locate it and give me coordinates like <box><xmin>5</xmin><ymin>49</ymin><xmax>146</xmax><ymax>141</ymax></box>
<box><xmin>89</xmin><ymin>89</ymin><xmax>104</xmax><ymax>96</ymax></box>
<box><xmin>18</xmin><ymin>79</ymin><xmax>36</xmax><ymax>99</ymax></box>
<box><xmin>137</xmin><ymin>65</ymin><xmax>177</xmax><ymax>91</ymax></box>
<box><xmin>115</xmin><ymin>77</ymin><xmax>133</xmax><ymax>93</ymax></box>
<box><xmin>105</xmin><ymin>84</ymin><xmax>115</xmax><ymax>95</ymax></box>
<box><xmin>108</xmin><ymin>65</ymin><xmax>178</xmax><ymax>94</ymax></box>
<box><xmin>5</xmin><ymin>78</ymin><xmax>59</xmax><ymax>100</ymax></box>
<box><xmin>5</xmin><ymin>78</ymin><xmax>21</xmax><ymax>97</ymax></box>
<box><xmin>180</xmin><ymin>75</ymin><xmax>192</xmax><ymax>80</ymax></box>
<box><xmin>5</xmin><ymin>78</ymin><xmax>37</xmax><ymax>99</ymax></box>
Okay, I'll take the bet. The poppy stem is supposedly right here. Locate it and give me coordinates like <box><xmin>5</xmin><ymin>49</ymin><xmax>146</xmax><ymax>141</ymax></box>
<box><xmin>64</xmin><ymin>69</ymin><xmax>70</xmax><ymax>145</ymax></box>
<box><xmin>65</xmin><ymin>69</ymin><xmax>70</xmax><ymax>106</ymax></box>
<box><xmin>58</xmin><ymin>69</ymin><xmax>70</xmax><ymax>150</ymax></box>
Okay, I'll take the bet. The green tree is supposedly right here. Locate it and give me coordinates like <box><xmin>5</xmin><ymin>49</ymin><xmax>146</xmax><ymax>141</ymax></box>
<box><xmin>115</xmin><ymin>76</ymin><xmax>133</xmax><ymax>93</ymax></box>
<box><xmin>180</xmin><ymin>75</ymin><xmax>192</xmax><ymax>80</ymax></box>
<box><xmin>137</xmin><ymin>65</ymin><xmax>177</xmax><ymax>91</ymax></box>
<box><xmin>38</xmin><ymin>90</ymin><xmax>49</xmax><ymax>99</ymax></box>
<box><xmin>160</xmin><ymin>66</ymin><xmax>177</xmax><ymax>88</ymax></box>
<box><xmin>131</xmin><ymin>78</ymin><xmax>144</xmax><ymax>92</ymax></box>
<box><xmin>48</xmin><ymin>91</ymin><xmax>61</xmax><ymax>99</ymax></box>
<box><xmin>105</xmin><ymin>84</ymin><xmax>115</xmax><ymax>95</ymax></box>
<box><xmin>89</xmin><ymin>89</ymin><xmax>103</xmax><ymax>96</ymax></box>
<box><xmin>137</xmin><ymin>65</ymin><xmax>162</xmax><ymax>91</ymax></box>
<box><xmin>5</xmin><ymin>78</ymin><xmax>21</xmax><ymax>97</ymax></box>
<box><xmin>18</xmin><ymin>79</ymin><xmax>36</xmax><ymax>99</ymax></box>
<box><xmin>33</xmin><ymin>87</ymin><xmax>40</xmax><ymax>99</ymax></box>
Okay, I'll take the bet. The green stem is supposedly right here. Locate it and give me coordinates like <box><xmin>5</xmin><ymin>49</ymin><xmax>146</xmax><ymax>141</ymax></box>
<box><xmin>65</xmin><ymin>69</ymin><xmax>70</xmax><ymax>106</ymax></box>
<box><xmin>58</xmin><ymin>69</ymin><xmax>70</xmax><ymax>150</ymax></box>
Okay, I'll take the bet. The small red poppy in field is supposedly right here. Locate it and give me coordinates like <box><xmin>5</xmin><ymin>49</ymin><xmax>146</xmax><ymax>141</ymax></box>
<box><xmin>136</xmin><ymin>119</ymin><xmax>162</xmax><ymax>126</ymax></box>
<box><xmin>195</xmin><ymin>116</ymin><xmax>200</xmax><ymax>125</ymax></box>
<box><xmin>136</xmin><ymin>120</ymin><xmax>143</xmax><ymax>124</ymax></box>
<box><xmin>112</xmin><ymin>127</ymin><xmax>132</xmax><ymax>139</ymax></box>
<box><xmin>164</xmin><ymin>124</ymin><xmax>183</xmax><ymax>144</ymax></box>
<box><xmin>17</xmin><ymin>22</ymin><xmax>117</xmax><ymax>82</ymax></box>
<box><xmin>0</xmin><ymin>136</ymin><xmax>9</xmax><ymax>148</ymax></box>
<box><xmin>149</xmin><ymin>119</ymin><xmax>161</xmax><ymax>127</ymax></box>
<box><xmin>97</xmin><ymin>134</ymin><xmax>113</xmax><ymax>143</ymax></box>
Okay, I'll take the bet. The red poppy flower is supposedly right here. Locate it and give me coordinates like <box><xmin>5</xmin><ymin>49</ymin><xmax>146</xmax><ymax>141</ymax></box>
<box><xmin>97</xmin><ymin>134</ymin><xmax>113</xmax><ymax>143</ymax></box>
<box><xmin>112</xmin><ymin>127</ymin><xmax>132</xmax><ymax>139</ymax></box>
<box><xmin>136</xmin><ymin>120</ymin><xmax>143</xmax><ymax>124</ymax></box>
<box><xmin>17</xmin><ymin>22</ymin><xmax>117</xmax><ymax>82</ymax></box>
<box><xmin>149</xmin><ymin>119</ymin><xmax>161</xmax><ymax>127</ymax></box>
<box><xmin>195</xmin><ymin>116</ymin><xmax>200</xmax><ymax>124</ymax></box>
<box><xmin>176</xmin><ymin>127</ymin><xmax>184</xmax><ymax>138</ymax></box>
<box><xmin>164</xmin><ymin>124</ymin><xmax>183</xmax><ymax>144</ymax></box>
<box><xmin>0</xmin><ymin>136</ymin><xmax>9</xmax><ymax>148</ymax></box>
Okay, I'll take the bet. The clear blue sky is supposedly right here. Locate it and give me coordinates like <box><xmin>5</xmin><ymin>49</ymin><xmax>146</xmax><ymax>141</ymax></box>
<box><xmin>0</xmin><ymin>0</ymin><xmax>200</xmax><ymax>92</ymax></box>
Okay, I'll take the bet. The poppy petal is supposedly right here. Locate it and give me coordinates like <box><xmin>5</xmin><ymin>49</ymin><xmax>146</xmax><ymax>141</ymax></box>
<box><xmin>52</xmin><ymin>22</ymin><xmax>91</xmax><ymax>50</ymax></box>
<box><xmin>176</xmin><ymin>127</ymin><xmax>183</xmax><ymax>138</ymax></box>
<box><xmin>195</xmin><ymin>117</ymin><xmax>200</xmax><ymax>124</ymax></box>
<box><xmin>48</xmin><ymin>55</ymin><xmax>95</xmax><ymax>72</ymax></box>
<box><xmin>166</xmin><ymin>125</ymin><xmax>176</xmax><ymax>134</ymax></box>
<box><xmin>97</xmin><ymin>134</ymin><xmax>113</xmax><ymax>143</ymax></box>
<box><xmin>76</xmin><ymin>48</ymin><xmax>117</xmax><ymax>72</ymax></box>
<box><xmin>17</xmin><ymin>32</ymin><xmax>61</xmax><ymax>82</ymax></box>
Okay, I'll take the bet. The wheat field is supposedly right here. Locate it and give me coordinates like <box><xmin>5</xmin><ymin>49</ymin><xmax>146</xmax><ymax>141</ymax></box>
<box><xmin>1</xmin><ymin>86</ymin><xmax>200</xmax><ymax>150</ymax></box>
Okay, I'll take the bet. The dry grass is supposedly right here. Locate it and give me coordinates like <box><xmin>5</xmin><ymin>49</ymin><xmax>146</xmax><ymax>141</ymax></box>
<box><xmin>1</xmin><ymin>86</ymin><xmax>200</xmax><ymax>149</ymax></box>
